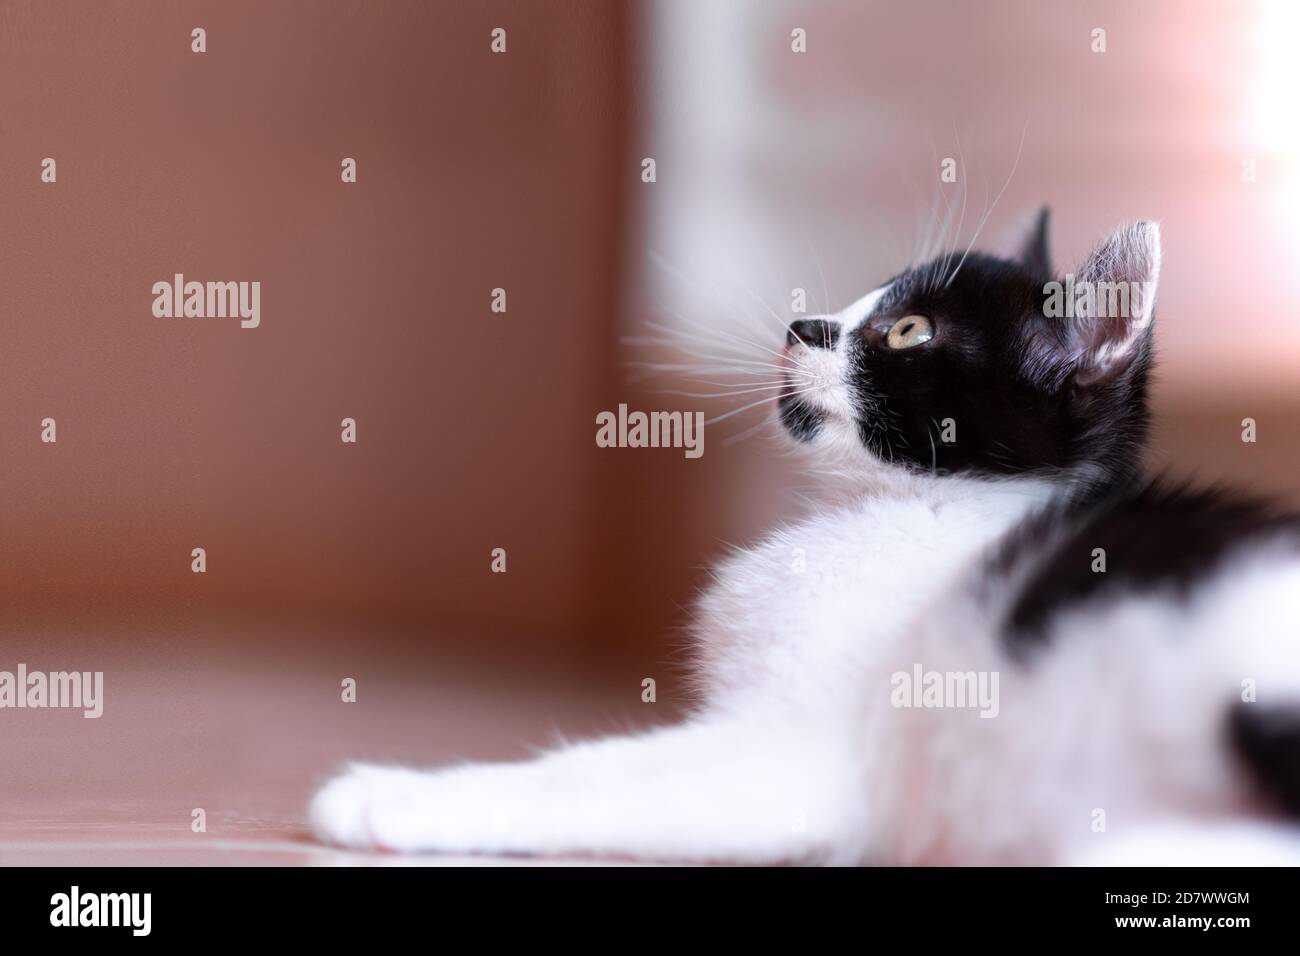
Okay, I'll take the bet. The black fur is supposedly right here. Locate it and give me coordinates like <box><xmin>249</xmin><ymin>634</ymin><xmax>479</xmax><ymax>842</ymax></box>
<box><xmin>851</xmin><ymin>254</ymin><xmax>1150</xmax><ymax>484</ymax></box>
<box><xmin>779</xmin><ymin>221</ymin><xmax>1152</xmax><ymax>488</ymax></box>
<box><xmin>990</xmin><ymin>479</ymin><xmax>1300</xmax><ymax>657</ymax></box>
<box><xmin>776</xmin><ymin>213</ymin><xmax>1300</xmax><ymax>819</ymax></box>
<box><xmin>1016</xmin><ymin>207</ymin><xmax>1052</xmax><ymax>281</ymax></box>
<box><xmin>990</xmin><ymin>479</ymin><xmax>1300</xmax><ymax>819</ymax></box>
<box><xmin>778</xmin><ymin>395</ymin><xmax>825</xmax><ymax>442</ymax></box>
<box><xmin>1229</xmin><ymin>703</ymin><xmax>1300</xmax><ymax>817</ymax></box>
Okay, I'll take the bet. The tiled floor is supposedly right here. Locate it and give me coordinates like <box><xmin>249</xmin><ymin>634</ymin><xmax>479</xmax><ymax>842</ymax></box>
<box><xmin>1</xmin><ymin>613</ymin><xmax>665</xmax><ymax>866</ymax></box>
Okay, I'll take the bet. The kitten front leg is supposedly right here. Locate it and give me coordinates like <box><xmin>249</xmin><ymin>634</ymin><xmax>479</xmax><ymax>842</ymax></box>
<box><xmin>310</xmin><ymin>716</ymin><xmax>864</xmax><ymax>863</ymax></box>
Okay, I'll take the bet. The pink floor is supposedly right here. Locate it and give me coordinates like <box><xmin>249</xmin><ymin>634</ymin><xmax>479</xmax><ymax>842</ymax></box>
<box><xmin>1</xmin><ymin>612</ymin><xmax>665</xmax><ymax>866</ymax></box>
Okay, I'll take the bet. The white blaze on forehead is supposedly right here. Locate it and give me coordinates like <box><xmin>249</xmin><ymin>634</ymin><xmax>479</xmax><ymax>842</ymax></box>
<box><xmin>837</xmin><ymin>283</ymin><xmax>893</xmax><ymax>332</ymax></box>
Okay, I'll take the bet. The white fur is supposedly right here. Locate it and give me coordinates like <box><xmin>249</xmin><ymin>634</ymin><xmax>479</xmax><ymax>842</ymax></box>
<box><xmin>1068</xmin><ymin>821</ymin><xmax>1300</xmax><ymax>866</ymax></box>
<box><xmin>312</xmin><ymin>468</ymin><xmax>1056</xmax><ymax>862</ymax></box>
<box><xmin>312</xmin><ymin>463</ymin><xmax>1300</xmax><ymax>862</ymax></box>
<box><xmin>311</xmin><ymin>260</ymin><xmax>1300</xmax><ymax>864</ymax></box>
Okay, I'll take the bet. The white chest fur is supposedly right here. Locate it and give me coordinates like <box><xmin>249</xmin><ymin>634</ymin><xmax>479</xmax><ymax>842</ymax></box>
<box><xmin>692</xmin><ymin>475</ymin><xmax>1057</xmax><ymax>708</ymax></box>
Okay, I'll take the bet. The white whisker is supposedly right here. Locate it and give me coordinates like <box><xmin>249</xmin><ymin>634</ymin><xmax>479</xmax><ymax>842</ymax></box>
<box><xmin>702</xmin><ymin>386</ymin><xmax>823</xmax><ymax>426</ymax></box>
<box><xmin>659</xmin><ymin>381</ymin><xmax>816</xmax><ymax>399</ymax></box>
<box><xmin>945</xmin><ymin>121</ymin><xmax>1028</xmax><ymax>287</ymax></box>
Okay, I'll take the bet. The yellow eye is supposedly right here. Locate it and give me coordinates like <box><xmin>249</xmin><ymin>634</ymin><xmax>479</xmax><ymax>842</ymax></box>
<box><xmin>885</xmin><ymin>314</ymin><xmax>934</xmax><ymax>350</ymax></box>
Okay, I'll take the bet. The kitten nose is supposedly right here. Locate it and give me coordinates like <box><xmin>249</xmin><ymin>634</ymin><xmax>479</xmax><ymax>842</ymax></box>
<box><xmin>787</xmin><ymin>319</ymin><xmax>838</xmax><ymax>350</ymax></box>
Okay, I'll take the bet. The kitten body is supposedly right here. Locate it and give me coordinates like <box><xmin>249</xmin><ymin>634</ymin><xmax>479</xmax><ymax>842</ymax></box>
<box><xmin>311</xmin><ymin>215</ymin><xmax>1300</xmax><ymax>864</ymax></box>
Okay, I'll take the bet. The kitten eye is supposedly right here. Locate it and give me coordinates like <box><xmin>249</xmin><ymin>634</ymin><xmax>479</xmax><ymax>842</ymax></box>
<box><xmin>885</xmin><ymin>314</ymin><xmax>934</xmax><ymax>350</ymax></box>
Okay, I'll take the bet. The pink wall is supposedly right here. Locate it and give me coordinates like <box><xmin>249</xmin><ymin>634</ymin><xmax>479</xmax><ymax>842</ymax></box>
<box><xmin>1</xmin><ymin>1</ymin><xmax>1296</xmax><ymax>670</ymax></box>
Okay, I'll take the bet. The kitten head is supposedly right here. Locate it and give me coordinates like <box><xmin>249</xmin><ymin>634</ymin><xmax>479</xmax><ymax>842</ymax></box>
<box><xmin>779</xmin><ymin>211</ymin><xmax>1161</xmax><ymax>489</ymax></box>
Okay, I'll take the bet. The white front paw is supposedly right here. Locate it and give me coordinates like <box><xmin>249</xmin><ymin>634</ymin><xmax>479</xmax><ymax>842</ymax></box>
<box><xmin>310</xmin><ymin>764</ymin><xmax>435</xmax><ymax>852</ymax></box>
<box><xmin>310</xmin><ymin>762</ymin><xmax>528</xmax><ymax>854</ymax></box>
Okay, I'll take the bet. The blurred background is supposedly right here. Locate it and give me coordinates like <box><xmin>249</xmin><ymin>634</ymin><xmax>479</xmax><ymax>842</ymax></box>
<box><xmin>1</xmin><ymin>0</ymin><xmax>1297</xmax><ymax>862</ymax></box>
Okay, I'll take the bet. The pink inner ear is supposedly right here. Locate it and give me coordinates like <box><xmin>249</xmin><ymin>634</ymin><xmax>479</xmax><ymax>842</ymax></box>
<box><xmin>1067</xmin><ymin>222</ymin><xmax>1161</xmax><ymax>382</ymax></box>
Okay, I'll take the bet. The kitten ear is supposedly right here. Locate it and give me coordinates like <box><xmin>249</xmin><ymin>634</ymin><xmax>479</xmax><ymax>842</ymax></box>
<box><xmin>1067</xmin><ymin>221</ymin><xmax>1161</xmax><ymax>387</ymax></box>
<box><xmin>1017</xmin><ymin>206</ymin><xmax>1052</xmax><ymax>277</ymax></box>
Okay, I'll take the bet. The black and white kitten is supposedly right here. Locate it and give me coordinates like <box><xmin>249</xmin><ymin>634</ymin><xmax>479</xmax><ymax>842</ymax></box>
<box><xmin>311</xmin><ymin>214</ymin><xmax>1300</xmax><ymax>864</ymax></box>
